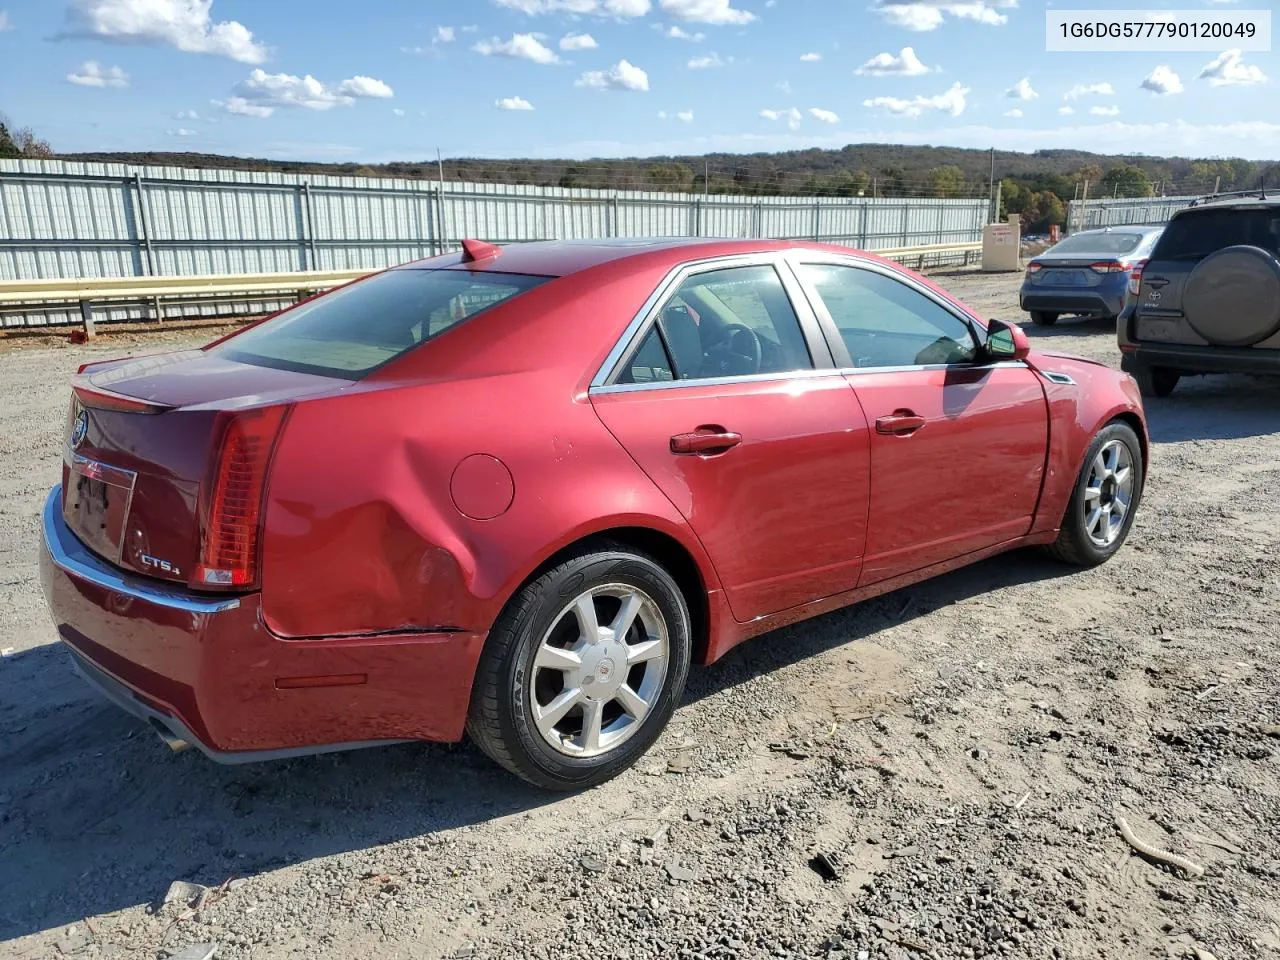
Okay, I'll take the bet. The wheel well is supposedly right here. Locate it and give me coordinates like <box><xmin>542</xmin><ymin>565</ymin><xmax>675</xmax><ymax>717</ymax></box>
<box><xmin>518</xmin><ymin>527</ymin><xmax>712</xmax><ymax>665</ymax></box>
<box><xmin>1109</xmin><ymin>411</ymin><xmax>1148</xmax><ymax>468</ymax></box>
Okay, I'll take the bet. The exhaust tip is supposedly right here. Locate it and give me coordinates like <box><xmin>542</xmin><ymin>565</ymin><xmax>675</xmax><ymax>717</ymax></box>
<box><xmin>149</xmin><ymin>718</ymin><xmax>192</xmax><ymax>754</ymax></box>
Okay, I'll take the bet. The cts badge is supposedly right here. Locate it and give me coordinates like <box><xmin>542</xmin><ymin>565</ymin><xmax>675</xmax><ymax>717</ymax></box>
<box><xmin>70</xmin><ymin>409</ymin><xmax>89</xmax><ymax>449</ymax></box>
<box><xmin>139</xmin><ymin>553</ymin><xmax>181</xmax><ymax>576</ymax></box>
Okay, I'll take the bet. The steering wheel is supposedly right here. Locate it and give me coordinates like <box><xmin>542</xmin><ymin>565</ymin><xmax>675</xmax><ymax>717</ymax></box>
<box><xmin>706</xmin><ymin>323</ymin><xmax>763</xmax><ymax>376</ymax></box>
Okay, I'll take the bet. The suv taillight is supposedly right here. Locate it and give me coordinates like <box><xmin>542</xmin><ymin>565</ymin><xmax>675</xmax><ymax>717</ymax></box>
<box><xmin>193</xmin><ymin>405</ymin><xmax>290</xmax><ymax>590</ymax></box>
<box><xmin>1127</xmin><ymin>258</ymin><xmax>1148</xmax><ymax>296</ymax></box>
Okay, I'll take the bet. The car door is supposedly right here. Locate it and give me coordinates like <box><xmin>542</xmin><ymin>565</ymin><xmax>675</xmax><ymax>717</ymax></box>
<box><xmin>789</xmin><ymin>257</ymin><xmax>1049</xmax><ymax>586</ymax></box>
<box><xmin>589</xmin><ymin>256</ymin><xmax>872</xmax><ymax>624</ymax></box>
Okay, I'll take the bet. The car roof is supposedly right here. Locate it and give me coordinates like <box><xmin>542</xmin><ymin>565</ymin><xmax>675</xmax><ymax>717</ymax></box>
<box><xmin>396</xmin><ymin>237</ymin><xmax>833</xmax><ymax>279</ymax></box>
<box><xmin>1072</xmin><ymin>225</ymin><xmax>1162</xmax><ymax>235</ymax></box>
<box><xmin>1180</xmin><ymin>193</ymin><xmax>1280</xmax><ymax>211</ymax></box>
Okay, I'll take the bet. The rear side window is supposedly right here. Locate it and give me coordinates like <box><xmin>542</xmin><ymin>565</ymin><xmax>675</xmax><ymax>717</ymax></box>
<box><xmin>216</xmin><ymin>269</ymin><xmax>548</xmax><ymax>378</ymax></box>
<box><xmin>1154</xmin><ymin>209</ymin><xmax>1280</xmax><ymax>262</ymax></box>
<box><xmin>1048</xmin><ymin>232</ymin><xmax>1144</xmax><ymax>256</ymax></box>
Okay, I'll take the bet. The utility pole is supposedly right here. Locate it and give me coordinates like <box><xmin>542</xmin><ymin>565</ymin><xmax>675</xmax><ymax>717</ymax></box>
<box><xmin>872</xmin><ymin>177</ymin><xmax>877</xmax><ymax>199</ymax></box>
<box><xmin>1077</xmin><ymin>179</ymin><xmax>1089</xmax><ymax>233</ymax></box>
<box><xmin>988</xmin><ymin>146</ymin><xmax>996</xmax><ymax>222</ymax></box>
<box><xmin>1213</xmin><ymin>175</ymin><xmax>1221</xmax><ymax>195</ymax></box>
<box><xmin>436</xmin><ymin>147</ymin><xmax>449</xmax><ymax>250</ymax></box>
<box><xmin>704</xmin><ymin>160</ymin><xmax>709</xmax><ymax>197</ymax></box>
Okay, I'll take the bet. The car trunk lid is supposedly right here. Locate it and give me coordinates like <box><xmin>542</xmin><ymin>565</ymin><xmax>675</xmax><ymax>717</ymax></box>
<box><xmin>63</xmin><ymin>350</ymin><xmax>344</xmax><ymax>586</ymax></box>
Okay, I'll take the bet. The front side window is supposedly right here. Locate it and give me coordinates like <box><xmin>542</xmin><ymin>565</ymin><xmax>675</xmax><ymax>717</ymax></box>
<box><xmin>216</xmin><ymin>269</ymin><xmax>548</xmax><ymax>378</ymax></box>
<box><xmin>646</xmin><ymin>264</ymin><xmax>814</xmax><ymax>382</ymax></box>
<box><xmin>796</xmin><ymin>263</ymin><xmax>977</xmax><ymax>368</ymax></box>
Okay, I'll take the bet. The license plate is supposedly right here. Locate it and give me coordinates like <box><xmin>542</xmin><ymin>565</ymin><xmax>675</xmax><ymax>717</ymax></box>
<box><xmin>1049</xmin><ymin>270</ymin><xmax>1084</xmax><ymax>286</ymax></box>
<box><xmin>64</xmin><ymin>456</ymin><xmax>137</xmax><ymax>562</ymax></box>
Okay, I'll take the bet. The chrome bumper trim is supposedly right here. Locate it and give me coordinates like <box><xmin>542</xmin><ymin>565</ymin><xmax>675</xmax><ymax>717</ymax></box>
<box><xmin>41</xmin><ymin>484</ymin><xmax>240</xmax><ymax>614</ymax></box>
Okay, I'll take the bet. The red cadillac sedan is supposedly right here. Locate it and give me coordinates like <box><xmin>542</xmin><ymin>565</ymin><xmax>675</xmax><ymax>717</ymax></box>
<box><xmin>40</xmin><ymin>238</ymin><xmax>1147</xmax><ymax>790</ymax></box>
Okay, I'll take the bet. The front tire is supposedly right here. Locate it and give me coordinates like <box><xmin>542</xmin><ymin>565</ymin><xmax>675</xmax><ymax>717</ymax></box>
<box><xmin>1030</xmin><ymin>311</ymin><xmax>1059</xmax><ymax>326</ymax></box>
<box><xmin>466</xmin><ymin>543</ymin><xmax>692</xmax><ymax>791</ymax></box>
<box><xmin>1046</xmin><ymin>422</ymin><xmax>1144</xmax><ymax>567</ymax></box>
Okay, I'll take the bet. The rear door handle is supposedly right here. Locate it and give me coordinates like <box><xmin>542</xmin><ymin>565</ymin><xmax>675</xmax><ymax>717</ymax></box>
<box><xmin>670</xmin><ymin>429</ymin><xmax>742</xmax><ymax>454</ymax></box>
<box><xmin>875</xmin><ymin>412</ymin><xmax>926</xmax><ymax>436</ymax></box>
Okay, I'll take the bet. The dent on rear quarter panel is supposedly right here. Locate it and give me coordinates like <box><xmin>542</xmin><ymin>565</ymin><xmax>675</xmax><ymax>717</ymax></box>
<box><xmin>258</xmin><ymin>370</ymin><xmax>704</xmax><ymax>640</ymax></box>
<box><xmin>1029</xmin><ymin>357</ymin><xmax>1147</xmax><ymax>536</ymax></box>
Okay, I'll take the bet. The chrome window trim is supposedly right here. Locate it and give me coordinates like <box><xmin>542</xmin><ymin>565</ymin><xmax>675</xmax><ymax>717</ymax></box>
<box><xmin>41</xmin><ymin>485</ymin><xmax>241</xmax><ymax>615</ymax></box>
<box><xmin>590</xmin><ymin>359</ymin><xmax>1030</xmax><ymax>396</ymax></box>
<box><xmin>589</xmin><ymin>251</ymin><xmax>824</xmax><ymax>390</ymax></box>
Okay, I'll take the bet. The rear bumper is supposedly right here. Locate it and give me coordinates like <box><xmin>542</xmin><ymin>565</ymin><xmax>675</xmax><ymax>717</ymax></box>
<box><xmin>1020</xmin><ymin>287</ymin><xmax>1126</xmax><ymax>318</ymax></box>
<box><xmin>39</xmin><ymin>485</ymin><xmax>485</xmax><ymax>762</ymax></box>
<box><xmin>1121</xmin><ymin>343</ymin><xmax>1280</xmax><ymax>377</ymax></box>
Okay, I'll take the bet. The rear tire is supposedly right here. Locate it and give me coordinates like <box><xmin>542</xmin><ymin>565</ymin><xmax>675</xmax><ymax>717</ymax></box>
<box><xmin>1045</xmin><ymin>421</ymin><xmax>1144</xmax><ymax>568</ymax></box>
<box><xmin>466</xmin><ymin>543</ymin><xmax>692</xmax><ymax>791</ymax></box>
<box><xmin>1030</xmin><ymin>311</ymin><xmax>1059</xmax><ymax>326</ymax></box>
<box><xmin>1134</xmin><ymin>366</ymin><xmax>1180</xmax><ymax>398</ymax></box>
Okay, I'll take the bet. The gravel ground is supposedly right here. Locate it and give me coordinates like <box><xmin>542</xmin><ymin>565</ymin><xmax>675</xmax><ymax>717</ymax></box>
<box><xmin>2</xmin><ymin>271</ymin><xmax>1279</xmax><ymax>960</ymax></box>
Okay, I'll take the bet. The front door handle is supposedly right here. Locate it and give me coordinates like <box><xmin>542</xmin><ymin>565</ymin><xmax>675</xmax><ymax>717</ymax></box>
<box><xmin>670</xmin><ymin>428</ymin><xmax>742</xmax><ymax>454</ymax></box>
<box><xmin>875</xmin><ymin>412</ymin><xmax>926</xmax><ymax>436</ymax></box>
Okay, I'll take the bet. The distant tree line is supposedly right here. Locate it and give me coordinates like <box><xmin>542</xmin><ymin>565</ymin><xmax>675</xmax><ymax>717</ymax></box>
<box><xmin>9</xmin><ymin>111</ymin><xmax>1279</xmax><ymax>236</ymax></box>
<box><xmin>0</xmin><ymin>114</ymin><xmax>53</xmax><ymax>159</ymax></box>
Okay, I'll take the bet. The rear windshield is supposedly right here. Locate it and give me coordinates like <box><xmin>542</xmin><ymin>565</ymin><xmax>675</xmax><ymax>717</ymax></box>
<box><xmin>1048</xmin><ymin>232</ymin><xmax>1144</xmax><ymax>256</ymax></box>
<box><xmin>1154</xmin><ymin>208</ymin><xmax>1280</xmax><ymax>262</ymax></box>
<box><xmin>215</xmin><ymin>269</ymin><xmax>548</xmax><ymax>378</ymax></box>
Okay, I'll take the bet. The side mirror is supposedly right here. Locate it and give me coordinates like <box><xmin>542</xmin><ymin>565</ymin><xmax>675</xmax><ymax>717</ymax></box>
<box><xmin>984</xmin><ymin>318</ymin><xmax>1030</xmax><ymax>362</ymax></box>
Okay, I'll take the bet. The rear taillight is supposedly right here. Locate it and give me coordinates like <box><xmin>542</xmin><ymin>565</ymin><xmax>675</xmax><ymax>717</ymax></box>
<box><xmin>1088</xmin><ymin>261</ymin><xmax>1129</xmax><ymax>274</ymax></box>
<box><xmin>1025</xmin><ymin>262</ymin><xmax>1043</xmax><ymax>275</ymax></box>
<box><xmin>1126</xmin><ymin>258</ymin><xmax>1148</xmax><ymax>296</ymax></box>
<box><xmin>193</xmin><ymin>405</ymin><xmax>290</xmax><ymax>590</ymax></box>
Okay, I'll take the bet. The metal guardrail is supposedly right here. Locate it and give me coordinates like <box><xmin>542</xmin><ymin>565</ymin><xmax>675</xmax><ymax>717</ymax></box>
<box><xmin>0</xmin><ymin>242</ymin><xmax>982</xmax><ymax>337</ymax></box>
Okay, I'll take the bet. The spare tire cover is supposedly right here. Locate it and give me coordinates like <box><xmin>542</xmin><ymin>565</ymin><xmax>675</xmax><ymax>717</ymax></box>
<box><xmin>1182</xmin><ymin>244</ymin><xmax>1280</xmax><ymax>347</ymax></box>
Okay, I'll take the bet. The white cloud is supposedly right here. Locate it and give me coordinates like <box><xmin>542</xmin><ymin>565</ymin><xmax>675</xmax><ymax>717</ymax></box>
<box><xmin>1005</xmin><ymin>77</ymin><xmax>1037</xmax><ymax>100</ymax></box>
<box><xmin>575</xmin><ymin>59</ymin><xmax>649</xmax><ymax>90</ymax></box>
<box><xmin>1090</xmin><ymin>105</ymin><xmax>1120</xmax><ymax>116</ymax></box>
<box><xmin>663</xmin><ymin>24</ymin><xmax>705</xmax><ymax>40</ymax></box>
<box><xmin>688</xmin><ymin>52</ymin><xmax>728</xmax><ymax>68</ymax></box>
<box><xmin>761</xmin><ymin>107</ymin><xmax>803</xmax><ymax>131</ymax></box>
<box><xmin>66</xmin><ymin>60</ymin><xmax>129</xmax><ymax>87</ymax></box>
<box><xmin>1004</xmin><ymin>108</ymin><xmax>1022</xmax><ymax>117</ymax></box>
<box><xmin>494</xmin><ymin>0</ymin><xmax>651</xmax><ymax>16</ymax></box>
<box><xmin>1141</xmin><ymin>65</ymin><xmax>1183</xmax><ymax>95</ymax></box>
<box><xmin>474</xmin><ymin>33</ymin><xmax>561</xmax><ymax>64</ymax></box>
<box><xmin>176</xmin><ymin>109</ymin><xmax>201</xmax><ymax>120</ymax></box>
<box><xmin>392</xmin><ymin>107</ymin><xmax>406</xmax><ymax>116</ymax></box>
<box><xmin>776</xmin><ymin>79</ymin><xmax>791</xmax><ymax>94</ymax></box>
<box><xmin>657</xmin><ymin>109</ymin><xmax>668</xmax><ymax>118</ymax></box>
<box><xmin>1058</xmin><ymin>105</ymin><xmax>1074</xmax><ymax>115</ymax></box>
<box><xmin>336</xmin><ymin>75</ymin><xmax>394</xmax><ymax>99</ymax></box>
<box><xmin>1064</xmin><ymin>82</ymin><xmax>1114</xmax><ymax>100</ymax></box>
<box><xmin>496</xmin><ymin>95</ymin><xmax>535</xmax><ymax>110</ymax></box>
<box><xmin>435</xmin><ymin>26</ymin><xmax>454</xmax><ymax>43</ymax></box>
<box><xmin>855</xmin><ymin>47</ymin><xmax>931</xmax><ymax>76</ymax></box>
<box><xmin>809</xmin><ymin>107</ymin><xmax>839</xmax><ymax>123</ymax></box>
<box><xmin>167</xmin><ymin>127</ymin><xmax>195</xmax><ymax>137</ymax></box>
<box><xmin>659</xmin><ymin>0</ymin><xmax>755</xmax><ymax>25</ymax></box>
<box><xmin>0</xmin><ymin>11</ymin><xmax>10</xmax><ymax>31</ymax></box>
<box><xmin>560</xmin><ymin>31</ymin><xmax>597</xmax><ymax>50</ymax></box>
<box><xmin>216</xmin><ymin>96</ymin><xmax>272</xmax><ymax>118</ymax></box>
<box><xmin>864</xmin><ymin>81</ymin><xmax>969</xmax><ymax>117</ymax></box>
<box><xmin>219</xmin><ymin>69</ymin><xmax>395</xmax><ymax>117</ymax></box>
<box><xmin>1197</xmin><ymin>49</ymin><xmax>1268</xmax><ymax>86</ymax></box>
<box><xmin>871</xmin><ymin>0</ymin><xmax>1016</xmax><ymax>31</ymax></box>
<box><xmin>677</xmin><ymin>109</ymin><xmax>694</xmax><ymax>122</ymax></box>
<box><xmin>60</xmin><ymin>0</ymin><xmax>267</xmax><ymax>64</ymax></box>
<box><xmin>800</xmin><ymin>52</ymin><xmax>822</xmax><ymax>62</ymax></box>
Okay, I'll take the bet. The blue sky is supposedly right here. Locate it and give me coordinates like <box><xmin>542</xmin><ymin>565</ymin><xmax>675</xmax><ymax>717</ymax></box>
<box><xmin>0</xmin><ymin>0</ymin><xmax>1275</xmax><ymax>162</ymax></box>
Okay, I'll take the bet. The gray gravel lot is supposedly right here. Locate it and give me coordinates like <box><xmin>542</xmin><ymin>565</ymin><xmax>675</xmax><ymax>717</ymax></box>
<box><xmin>2</xmin><ymin>270</ymin><xmax>1279</xmax><ymax>960</ymax></box>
